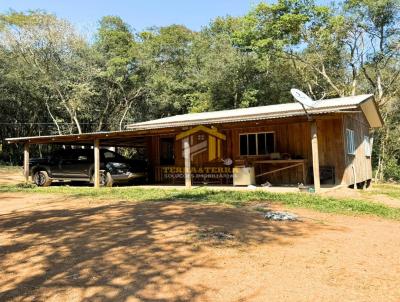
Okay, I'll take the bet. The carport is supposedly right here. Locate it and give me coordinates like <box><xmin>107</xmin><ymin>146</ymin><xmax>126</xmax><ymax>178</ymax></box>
<box><xmin>6</xmin><ymin>127</ymin><xmax>180</xmax><ymax>188</ymax></box>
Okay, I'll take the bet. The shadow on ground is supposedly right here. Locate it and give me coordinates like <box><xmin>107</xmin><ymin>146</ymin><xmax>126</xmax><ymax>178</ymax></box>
<box><xmin>0</xmin><ymin>198</ymin><xmax>330</xmax><ymax>301</ymax></box>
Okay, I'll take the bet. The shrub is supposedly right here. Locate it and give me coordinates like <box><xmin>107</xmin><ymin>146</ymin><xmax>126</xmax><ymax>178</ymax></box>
<box><xmin>383</xmin><ymin>157</ymin><xmax>400</xmax><ymax>182</ymax></box>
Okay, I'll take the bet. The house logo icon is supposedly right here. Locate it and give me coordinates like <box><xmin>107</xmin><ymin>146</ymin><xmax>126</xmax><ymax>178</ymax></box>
<box><xmin>176</xmin><ymin>125</ymin><xmax>226</xmax><ymax>161</ymax></box>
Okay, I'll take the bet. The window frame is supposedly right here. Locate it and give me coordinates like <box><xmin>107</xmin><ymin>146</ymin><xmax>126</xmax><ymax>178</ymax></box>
<box><xmin>239</xmin><ymin>131</ymin><xmax>275</xmax><ymax>156</ymax></box>
<box><xmin>364</xmin><ymin>135</ymin><xmax>371</xmax><ymax>157</ymax></box>
<box><xmin>346</xmin><ymin>128</ymin><xmax>356</xmax><ymax>155</ymax></box>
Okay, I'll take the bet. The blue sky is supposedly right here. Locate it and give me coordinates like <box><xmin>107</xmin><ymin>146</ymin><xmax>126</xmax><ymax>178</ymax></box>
<box><xmin>0</xmin><ymin>0</ymin><xmax>266</xmax><ymax>33</ymax></box>
<box><xmin>0</xmin><ymin>0</ymin><xmax>331</xmax><ymax>34</ymax></box>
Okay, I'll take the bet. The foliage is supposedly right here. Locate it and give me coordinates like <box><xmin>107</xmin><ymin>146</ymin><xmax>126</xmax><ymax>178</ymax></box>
<box><xmin>0</xmin><ymin>1</ymin><xmax>399</xmax><ymax>179</ymax></box>
<box><xmin>382</xmin><ymin>157</ymin><xmax>400</xmax><ymax>181</ymax></box>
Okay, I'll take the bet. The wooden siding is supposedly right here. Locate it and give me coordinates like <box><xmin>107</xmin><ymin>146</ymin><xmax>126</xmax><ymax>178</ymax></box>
<box><xmin>342</xmin><ymin>112</ymin><xmax>373</xmax><ymax>186</ymax></box>
<box><xmin>230</xmin><ymin>121</ymin><xmax>311</xmax><ymax>184</ymax></box>
<box><xmin>316</xmin><ymin>118</ymin><xmax>345</xmax><ymax>185</ymax></box>
<box><xmin>228</xmin><ymin>117</ymin><xmax>344</xmax><ymax>185</ymax></box>
<box><xmin>150</xmin><ymin>115</ymin><xmax>358</xmax><ymax>186</ymax></box>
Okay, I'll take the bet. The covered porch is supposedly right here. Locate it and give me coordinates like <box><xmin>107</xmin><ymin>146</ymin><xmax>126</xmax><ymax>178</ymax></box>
<box><xmin>6</xmin><ymin>115</ymin><xmax>323</xmax><ymax>192</ymax></box>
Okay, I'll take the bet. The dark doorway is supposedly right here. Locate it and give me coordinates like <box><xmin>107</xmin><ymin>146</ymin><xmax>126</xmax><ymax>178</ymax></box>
<box><xmin>160</xmin><ymin>137</ymin><xmax>175</xmax><ymax>165</ymax></box>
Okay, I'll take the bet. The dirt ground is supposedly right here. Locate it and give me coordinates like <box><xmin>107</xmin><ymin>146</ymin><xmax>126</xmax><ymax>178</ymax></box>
<box><xmin>0</xmin><ymin>167</ymin><xmax>25</xmax><ymax>184</ymax></box>
<box><xmin>1</xmin><ymin>173</ymin><xmax>400</xmax><ymax>301</ymax></box>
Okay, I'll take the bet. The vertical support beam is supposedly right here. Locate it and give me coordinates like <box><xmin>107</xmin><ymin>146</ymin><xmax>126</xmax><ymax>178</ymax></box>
<box><xmin>311</xmin><ymin>121</ymin><xmax>321</xmax><ymax>192</ymax></box>
<box><xmin>352</xmin><ymin>164</ymin><xmax>357</xmax><ymax>189</ymax></box>
<box><xmin>94</xmin><ymin>139</ymin><xmax>100</xmax><ymax>188</ymax></box>
<box><xmin>183</xmin><ymin>137</ymin><xmax>191</xmax><ymax>188</ymax></box>
<box><xmin>23</xmin><ymin>143</ymin><xmax>30</xmax><ymax>183</ymax></box>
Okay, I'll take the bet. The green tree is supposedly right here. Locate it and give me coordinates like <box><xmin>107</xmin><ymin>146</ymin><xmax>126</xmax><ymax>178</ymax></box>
<box><xmin>138</xmin><ymin>25</ymin><xmax>196</xmax><ymax>118</ymax></box>
<box><xmin>93</xmin><ymin>16</ymin><xmax>144</xmax><ymax>130</ymax></box>
<box><xmin>0</xmin><ymin>11</ymin><xmax>97</xmax><ymax>134</ymax></box>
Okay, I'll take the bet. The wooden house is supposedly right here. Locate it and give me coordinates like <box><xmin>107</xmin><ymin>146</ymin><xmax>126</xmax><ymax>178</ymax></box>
<box><xmin>7</xmin><ymin>94</ymin><xmax>383</xmax><ymax>191</ymax></box>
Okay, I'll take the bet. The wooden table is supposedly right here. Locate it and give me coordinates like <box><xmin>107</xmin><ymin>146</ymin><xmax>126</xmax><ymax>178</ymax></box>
<box><xmin>254</xmin><ymin>159</ymin><xmax>307</xmax><ymax>184</ymax></box>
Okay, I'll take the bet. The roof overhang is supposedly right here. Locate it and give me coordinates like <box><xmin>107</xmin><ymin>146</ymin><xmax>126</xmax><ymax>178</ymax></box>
<box><xmin>127</xmin><ymin>107</ymin><xmax>357</xmax><ymax>130</ymax></box>
<box><xmin>359</xmin><ymin>97</ymin><xmax>384</xmax><ymax>128</ymax></box>
<box><xmin>126</xmin><ymin>94</ymin><xmax>383</xmax><ymax>130</ymax></box>
<box><xmin>5</xmin><ymin>128</ymin><xmax>177</xmax><ymax>145</ymax></box>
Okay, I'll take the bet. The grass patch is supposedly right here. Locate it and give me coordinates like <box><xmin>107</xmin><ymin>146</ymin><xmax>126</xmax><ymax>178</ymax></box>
<box><xmin>15</xmin><ymin>182</ymin><xmax>37</xmax><ymax>189</ymax></box>
<box><xmin>365</xmin><ymin>183</ymin><xmax>400</xmax><ymax>200</ymax></box>
<box><xmin>1</xmin><ymin>184</ymin><xmax>400</xmax><ymax>220</ymax></box>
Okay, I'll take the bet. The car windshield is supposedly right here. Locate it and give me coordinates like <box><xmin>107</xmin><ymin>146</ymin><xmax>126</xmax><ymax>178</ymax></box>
<box><xmin>102</xmin><ymin>150</ymin><xmax>126</xmax><ymax>161</ymax></box>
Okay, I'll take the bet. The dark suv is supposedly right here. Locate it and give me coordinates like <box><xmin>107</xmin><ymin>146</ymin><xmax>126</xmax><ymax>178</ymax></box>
<box><xmin>29</xmin><ymin>149</ymin><xmax>147</xmax><ymax>187</ymax></box>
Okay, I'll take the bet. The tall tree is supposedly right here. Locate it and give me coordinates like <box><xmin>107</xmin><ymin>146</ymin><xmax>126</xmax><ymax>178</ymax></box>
<box><xmin>0</xmin><ymin>11</ymin><xmax>97</xmax><ymax>134</ymax></box>
<box><xmin>95</xmin><ymin>16</ymin><xmax>145</xmax><ymax>130</ymax></box>
<box><xmin>137</xmin><ymin>25</ymin><xmax>196</xmax><ymax>118</ymax></box>
<box><xmin>344</xmin><ymin>0</ymin><xmax>400</xmax><ymax>180</ymax></box>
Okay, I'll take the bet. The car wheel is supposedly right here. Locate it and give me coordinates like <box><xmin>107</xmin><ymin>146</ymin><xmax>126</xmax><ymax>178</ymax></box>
<box><xmin>33</xmin><ymin>170</ymin><xmax>52</xmax><ymax>187</ymax></box>
<box><xmin>100</xmin><ymin>171</ymin><xmax>113</xmax><ymax>187</ymax></box>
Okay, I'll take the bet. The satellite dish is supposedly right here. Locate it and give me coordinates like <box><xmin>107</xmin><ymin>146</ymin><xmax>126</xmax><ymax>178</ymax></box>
<box><xmin>290</xmin><ymin>89</ymin><xmax>315</xmax><ymax>108</ymax></box>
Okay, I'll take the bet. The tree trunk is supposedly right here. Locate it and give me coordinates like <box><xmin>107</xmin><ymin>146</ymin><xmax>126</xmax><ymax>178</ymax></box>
<box><xmin>351</xmin><ymin>78</ymin><xmax>357</xmax><ymax>96</ymax></box>
<box><xmin>380</xmin><ymin>126</ymin><xmax>389</xmax><ymax>181</ymax></box>
<box><xmin>374</xmin><ymin>154</ymin><xmax>381</xmax><ymax>183</ymax></box>
<box><xmin>73</xmin><ymin>115</ymin><xmax>82</xmax><ymax>134</ymax></box>
<box><xmin>375</xmin><ymin>126</ymin><xmax>389</xmax><ymax>182</ymax></box>
<box><xmin>56</xmin><ymin>88</ymin><xmax>82</xmax><ymax>134</ymax></box>
<box><xmin>96</xmin><ymin>97</ymin><xmax>111</xmax><ymax>132</ymax></box>
<box><xmin>45</xmin><ymin>99</ymin><xmax>62</xmax><ymax>135</ymax></box>
<box><xmin>119</xmin><ymin>101</ymin><xmax>133</xmax><ymax>131</ymax></box>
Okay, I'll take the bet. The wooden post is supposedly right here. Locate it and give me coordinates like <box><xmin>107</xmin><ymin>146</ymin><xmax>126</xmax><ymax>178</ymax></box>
<box><xmin>23</xmin><ymin>143</ymin><xmax>30</xmax><ymax>183</ymax></box>
<box><xmin>183</xmin><ymin>137</ymin><xmax>191</xmax><ymax>188</ymax></box>
<box><xmin>94</xmin><ymin>139</ymin><xmax>100</xmax><ymax>188</ymax></box>
<box><xmin>311</xmin><ymin>121</ymin><xmax>321</xmax><ymax>192</ymax></box>
<box><xmin>352</xmin><ymin>164</ymin><xmax>357</xmax><ymax>189</ymax></box>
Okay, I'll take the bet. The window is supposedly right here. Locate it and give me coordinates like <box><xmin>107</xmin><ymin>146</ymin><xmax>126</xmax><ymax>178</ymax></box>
<box><xmin>248</xmin><ymin>134</ymin><xmax>257</xmax><ymax>155</ymax></box>
<box><xmin>103</xmin><ymin>151</ymin><xmax>116</xmax><ymax>159</ymax></box>
<box><xmin>346</xmin><ymin>129</ymin><xmax>355</xmax><ymax>155</ymax></box>
<box><xmin>197</xmin><ymin>134</ymin><xmax>205</xmax><ymax>141</ymax></box>
<box><xmin>240</xmin><ymin>135</ymin><xmax>248</xmax><ymax>156</ymax></box>
<box><xmin>239</xmin><ymin>132</ymin><xmax>275</xmax><ymax>156</ymax></box>
<box><xmin>61</xmin><ymin>150</ymin><xmax>77</xmax><ymax>161</ymax></box>
<box><xmin>364</xmin><ymin>136</ymin><xmax>371</xmax><ymax>157</ymax></box>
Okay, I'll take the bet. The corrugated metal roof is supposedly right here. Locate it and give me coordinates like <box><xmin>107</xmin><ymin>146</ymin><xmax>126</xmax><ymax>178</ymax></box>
<box><xmin>127</xmin><ymin>94</ymin><xmax>378</xmax><ymax>130</ymax></box>
<box><xmin>5</xmin><ymin>130</ymin><xmax>135</xmax><ymax>143</ymax></box>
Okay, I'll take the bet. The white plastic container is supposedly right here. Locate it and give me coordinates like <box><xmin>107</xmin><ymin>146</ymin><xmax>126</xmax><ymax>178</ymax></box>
<box><xmin>233</xmin><ymin>167</ymin><xmax>256</xmax><ymax>186</ymax></box>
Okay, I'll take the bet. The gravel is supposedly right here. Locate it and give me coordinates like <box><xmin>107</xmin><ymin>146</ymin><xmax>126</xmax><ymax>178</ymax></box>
<box><xmin>264</xmin><ymin>211</ymin><xmax>298</xmax><ymax>221</ymax></box>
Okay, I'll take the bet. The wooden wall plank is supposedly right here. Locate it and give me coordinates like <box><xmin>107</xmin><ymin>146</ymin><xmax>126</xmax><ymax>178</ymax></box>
<box><xmin>23</xmin><ymin>143</ymin><xmax>29</xmax><ymax>183</ymax></box>
<box><xmin>342</xmin><ymin>112</ymin><xmax>372</xmax><ymax>186</ymax></box>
